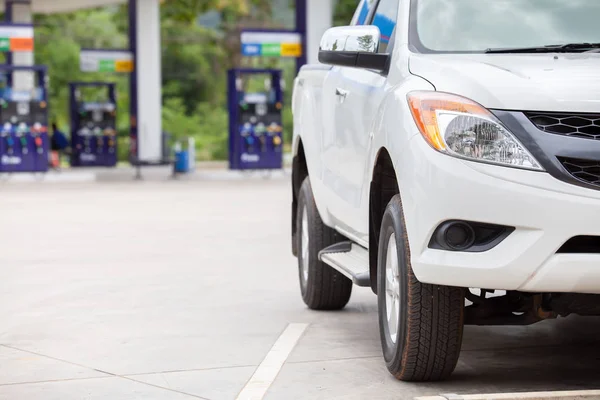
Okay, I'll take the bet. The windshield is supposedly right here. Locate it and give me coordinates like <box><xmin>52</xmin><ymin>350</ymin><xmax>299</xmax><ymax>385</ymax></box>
<box><xmin>409</xmin><ymin>0</ymin><xmax>600</xmax><ymax>53</ymax></box>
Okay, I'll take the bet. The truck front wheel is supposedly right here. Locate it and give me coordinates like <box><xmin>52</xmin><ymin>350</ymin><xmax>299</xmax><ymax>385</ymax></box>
<box><xmin>377</xmin><ymin>194</ymin><xmax>465</xmax><ymax>381</ymax></box>
<box><xmin>296</xmin><ymin>177</ymin><xmax>353</xmax><ymax>310</ymax></box>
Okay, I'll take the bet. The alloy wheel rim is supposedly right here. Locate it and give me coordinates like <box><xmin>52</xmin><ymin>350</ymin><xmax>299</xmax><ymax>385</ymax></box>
<box><xmin>385</xmin><ymin>233</ymin><xmax>400</xmax><ymax>344</ymax></box>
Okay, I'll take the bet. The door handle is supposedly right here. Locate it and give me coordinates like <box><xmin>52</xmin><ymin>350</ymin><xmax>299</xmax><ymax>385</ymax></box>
<box><xmin>335</xmin><ymin>88</ymin><xmax>349</xmax><ymax>98</ymax></box>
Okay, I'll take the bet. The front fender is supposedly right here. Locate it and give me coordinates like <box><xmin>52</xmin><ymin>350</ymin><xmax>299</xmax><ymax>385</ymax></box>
<box><xmin>364</xmin><ymin>75</ymin><xmax>435</xmax><ymax>198</ymax></box>
<box><xmin>362</xmin><ymin>75</ymin><xmax>435</xmax><ymax>290</ymax></box>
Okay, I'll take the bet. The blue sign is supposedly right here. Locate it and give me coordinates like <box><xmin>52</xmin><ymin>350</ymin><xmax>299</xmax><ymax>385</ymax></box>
<box><xmin>242</xmin><ymin>43</ymin><xmax>261</xmax><ymax>56</ymax></box>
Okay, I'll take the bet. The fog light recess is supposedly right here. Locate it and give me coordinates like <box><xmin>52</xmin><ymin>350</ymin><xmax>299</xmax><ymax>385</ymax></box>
<box><xmin>428</xmin><ymin>220</ymin><xmax>515</xmax><ymax>253</ymax></box>
<box><xmin>437</xmin><ymin>221</ymin><xmax>475</xmax><ymax>251</ymax></box>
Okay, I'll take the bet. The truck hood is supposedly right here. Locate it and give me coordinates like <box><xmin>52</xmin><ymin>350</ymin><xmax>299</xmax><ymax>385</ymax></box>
<box><xmin>408</xmin><ymin>53</ymin><xmax>600</xmax><ymax>113</ymax></box>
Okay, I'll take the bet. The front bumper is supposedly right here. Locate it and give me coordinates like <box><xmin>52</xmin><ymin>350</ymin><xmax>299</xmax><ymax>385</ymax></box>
<box><xmin>398</xmin><ymin>134</ymin><xmax>600</xmax><ymax>294</ymax></box>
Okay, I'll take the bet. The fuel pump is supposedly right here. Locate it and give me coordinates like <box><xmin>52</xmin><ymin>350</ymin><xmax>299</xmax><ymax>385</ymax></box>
<box><xmin>0</xmin><ymin>65</ymin><xmax>49</xmax><ymax>173</ymax></box>
<box><xmin>227</xmin><ymin>68</ymin><xmax>284</xmax><ymax>170</ymax></box>
<box><xmin>69</xmin><ymin>82</ymin><xmax>118</xmax><ymax>167</ymax></box>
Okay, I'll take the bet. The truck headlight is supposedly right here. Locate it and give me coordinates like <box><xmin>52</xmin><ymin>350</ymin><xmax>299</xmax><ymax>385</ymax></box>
<box><xmin>407</xmin><ymin>91</ymin><xmax>543</xmax><ymax>171</ymax></box>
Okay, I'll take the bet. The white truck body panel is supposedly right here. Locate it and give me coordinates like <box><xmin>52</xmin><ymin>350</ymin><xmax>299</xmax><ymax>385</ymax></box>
<box><xmin>409</xmin><ymin>53</ymin><xmax>600</xmax><ymax>113</ymax></box>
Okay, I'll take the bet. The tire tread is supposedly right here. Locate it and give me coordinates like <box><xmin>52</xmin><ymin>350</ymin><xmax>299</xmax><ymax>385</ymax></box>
<box><xmin>297</xmin><ymin>178</ymin><xmax>352</xmax><ymax>310</ymax></box>
<box><xmin>381</xmin><ymin>195</ymin><xmax>464</xmax><ymax>382</ymax></box>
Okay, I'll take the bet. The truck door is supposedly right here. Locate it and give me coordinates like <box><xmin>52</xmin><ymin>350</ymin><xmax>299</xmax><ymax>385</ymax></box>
<box><xmin>325</xmin><ymin>0</ymin><xmax>400</xmax><ymax>243</ymax></box>
<box><xmin>319</xmin><ymin>0</ymin><xmax>377</xmax><ymax>221</ymax></box>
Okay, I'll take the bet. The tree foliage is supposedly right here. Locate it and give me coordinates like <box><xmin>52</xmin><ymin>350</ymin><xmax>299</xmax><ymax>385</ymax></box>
<box><xmin>334</xmin><ymin>0</ymin><xmax>360</xmax><ymax>26</ymax></box>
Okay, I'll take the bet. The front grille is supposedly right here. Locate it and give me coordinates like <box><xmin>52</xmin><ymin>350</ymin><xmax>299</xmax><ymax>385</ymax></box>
<box><xmin>526</xmin><ymin>112</ymin><xmax>600</xmax><ymax>140</ymax></box>
<box><xmin>558</xmin><ymin>156</ymin><xmax>600</xmax><ymax>187</ymax></box>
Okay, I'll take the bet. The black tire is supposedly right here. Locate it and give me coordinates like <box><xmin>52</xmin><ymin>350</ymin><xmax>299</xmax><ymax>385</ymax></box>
<box><xmin>296</xmin><ymin>177</ymin><xmax>353</xmax><ymax>310</ymax></box>
<box><xmin>377</xmin><ymin>194</ymin><xmax>464</xmax><ymax>382</ymax></box>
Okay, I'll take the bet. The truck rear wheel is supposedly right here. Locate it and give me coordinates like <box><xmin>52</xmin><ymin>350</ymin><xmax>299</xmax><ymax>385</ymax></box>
<box><xmin>296</xmin><ymin>177</ymin><xmax>352</xmax><ymax>310</ymax></box>
<box><xmin>377</xmin><ymin>194</ymin><xmax>464</xmax><ymax>381</ymax></box>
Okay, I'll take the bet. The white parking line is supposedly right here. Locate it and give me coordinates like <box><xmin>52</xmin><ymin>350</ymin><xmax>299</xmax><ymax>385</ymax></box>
<box><xmin>236</xmin><ymin>323</ymin><xmax>309</xmax><ymax>400</ymax></box>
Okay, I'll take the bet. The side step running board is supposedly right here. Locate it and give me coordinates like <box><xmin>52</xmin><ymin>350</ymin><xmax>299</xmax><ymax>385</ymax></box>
<box><xmin>318</xmin><ymin>241</ymin><xmax>371</xmax><ymax>287</ymax></box>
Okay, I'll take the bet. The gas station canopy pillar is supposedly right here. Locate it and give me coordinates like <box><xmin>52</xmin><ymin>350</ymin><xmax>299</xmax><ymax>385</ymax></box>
<box><xmin>129</xmin><ymin>0</ymin><xmax>163</xmax><ymax>164</ymax></box>
<box><xmin>6</xmin><ymin>0</ymin><xmax>35</xmax><ymax>91</ymax></box>
<box><xmin>305</xmin><ymin>0</ymin><xmax>334</xmax><ymax>65</ymax></box>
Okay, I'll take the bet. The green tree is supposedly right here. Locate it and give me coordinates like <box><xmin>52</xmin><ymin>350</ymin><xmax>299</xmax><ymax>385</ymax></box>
<box><xmin>34</xmin><ymin>8</ymin><xmax>129</xmax><ymax>133</ymax></box>
<box><xmin>334</xmin><ymin>0</ymin><xmax>360</xmax><ymax>26</ymax></box>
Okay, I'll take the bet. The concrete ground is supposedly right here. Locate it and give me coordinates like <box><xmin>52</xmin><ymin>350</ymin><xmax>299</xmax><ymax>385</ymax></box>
<box><xmin>1</xmin><ymin>169</ymin><xmax>600</xmax><ymax>400</ymax></box>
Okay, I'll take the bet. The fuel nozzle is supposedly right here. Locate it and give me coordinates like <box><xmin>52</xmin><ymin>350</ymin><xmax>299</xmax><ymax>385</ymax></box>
<box><xmin>17</xmin><ymin>122</ymin><xmax>29</xmax><ymax>154</ymax></box>
<box><xmin>34</xmin><ymin>136</ymin><xmax>43</xmax><ymax>154</ymax></box>
<box><xmin>246</xmin><ymin>136</ymin><xmax>255</xmax><ymax>150</ymax></box>
<box><xmin>93</xmin><ymin>127</ymin><xmax>103</xmax><ymax>153</ymax></box>
<box><xmin>19</xmin><ymin>133</ymin><xmax>28</xmax><ymax>154</ymax></box>
<box><xmin>259</xmin><ymin>135</ymin><xmax>267</xmax><ymax>152</ymax></box>
<box><xmin>5</xmin><ymin>135</ymin><xmax>14</xmax><ymax>154</ymax></box>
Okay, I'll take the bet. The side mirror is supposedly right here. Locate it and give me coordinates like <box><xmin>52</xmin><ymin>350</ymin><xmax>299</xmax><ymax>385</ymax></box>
<box><xmin>318</xmin><ymin>25</ymin><xmax>389</xmax><ymax>72</ymax></box>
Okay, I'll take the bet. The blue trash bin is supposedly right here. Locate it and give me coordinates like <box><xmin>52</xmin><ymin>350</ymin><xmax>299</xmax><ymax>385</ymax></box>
<box><xmin>174</xmin><ymin>150</ymin><xmax>189</xmax><ymax>173</ymax></box>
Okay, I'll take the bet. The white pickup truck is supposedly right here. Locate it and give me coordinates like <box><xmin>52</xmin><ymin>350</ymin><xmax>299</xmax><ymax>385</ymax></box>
<box><xmin>290</xmin><ymin>0</ymin><xmax>600</xmax><ymax>382</ymax></box>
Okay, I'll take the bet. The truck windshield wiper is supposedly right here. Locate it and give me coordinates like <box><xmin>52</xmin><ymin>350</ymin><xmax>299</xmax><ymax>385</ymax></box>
<box><xmin>484</xmin><ymin>43</ymin><xmax>600</xmax><ymax>54</ymax></box>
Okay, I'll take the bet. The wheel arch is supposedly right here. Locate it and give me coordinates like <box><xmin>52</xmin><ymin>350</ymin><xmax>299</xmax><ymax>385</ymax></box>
<box><xmin>291</xmin><ymin>138</ymin><xmax>308</xmax><ymax>256</ymax></box>
<box><xmin>369</xmin><ymin>146</ymin><xmax>400</xmax><ymax>294</ymax></box>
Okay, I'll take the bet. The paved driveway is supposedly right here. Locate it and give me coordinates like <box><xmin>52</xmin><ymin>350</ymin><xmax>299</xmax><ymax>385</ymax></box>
<box><xmin>1</xmin><ymin>172</ymin><xmax>600</xmax><ymax>399</ymax></box>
